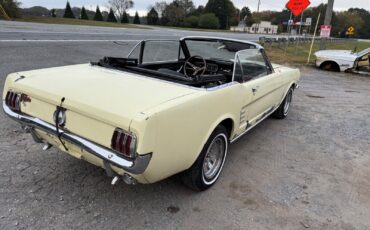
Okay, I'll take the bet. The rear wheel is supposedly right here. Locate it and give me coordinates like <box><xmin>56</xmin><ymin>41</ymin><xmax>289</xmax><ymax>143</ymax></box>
<box><xmin>272</xmin><ymin>87</ymin><xmax>293</xmax><ymax>119</ymax></box>
<box><xmin>181</xmin><ymin>126</ymin><xmax>228</xmax><ymax>191</ymax></box>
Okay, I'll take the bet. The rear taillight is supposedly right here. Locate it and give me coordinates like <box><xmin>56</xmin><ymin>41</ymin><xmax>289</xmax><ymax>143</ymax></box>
<box><xmin>111</xmin><ymin>129</ymin><xmax>137</xmax><ymax>158</ymax></box>
<box><xmin>5</xmin><ymin>91</ymin><xmax>21</xmax><ymax>111</ymax></box>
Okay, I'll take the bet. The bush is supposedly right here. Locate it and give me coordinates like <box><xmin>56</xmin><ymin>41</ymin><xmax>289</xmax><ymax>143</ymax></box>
<box><xmin>184</xmin><ymin>16</ymin><xmax>199</xmax><ymax>28</ymax></box>
<box><xmin>198</xmin><ymin>13</ymin><xmax>219</xmax><ymax>29</ymax></box>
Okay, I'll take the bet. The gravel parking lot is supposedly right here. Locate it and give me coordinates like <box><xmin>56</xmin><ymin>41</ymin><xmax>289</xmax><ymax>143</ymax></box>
<box><xmin>1</xmin><ymin>22</ymin><xmax>370</xmax><ymax>230</ymax></box>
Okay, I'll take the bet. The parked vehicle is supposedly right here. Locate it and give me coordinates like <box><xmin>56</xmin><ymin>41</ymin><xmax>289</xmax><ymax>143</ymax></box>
<box><xmin>315</xmin><ymin>47</ymin><xmax>370</xmax><ymax>74</ymax></box>
<box><xmin>2</xmin><ymin>37</ymin><xmax>300</xmax><ymax>191</ymax></box>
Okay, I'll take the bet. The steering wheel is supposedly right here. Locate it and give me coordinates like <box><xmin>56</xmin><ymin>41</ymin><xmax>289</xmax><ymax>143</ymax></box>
<box><xmin>184</xmin><ymin>55</ymin><xmax>207</xmax><ymax>78</ymax></box>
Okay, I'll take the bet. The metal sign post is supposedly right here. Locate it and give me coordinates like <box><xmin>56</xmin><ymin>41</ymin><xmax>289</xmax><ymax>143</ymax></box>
<box><xmin>307</xmin><ymin>13</ymin><xmax>321</xmax><ymax>64</ymax></box>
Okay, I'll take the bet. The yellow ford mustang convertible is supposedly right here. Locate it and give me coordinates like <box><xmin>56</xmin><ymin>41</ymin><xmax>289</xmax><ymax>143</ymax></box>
<box><xmin>3</xmin><ymin>37</ymin><xmax>300</xmax><ymax>191</ymax></box>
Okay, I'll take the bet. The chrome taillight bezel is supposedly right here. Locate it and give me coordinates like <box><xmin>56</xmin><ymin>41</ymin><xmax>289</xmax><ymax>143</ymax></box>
<box><xmin>5</xmin><ymin>91</ymin><xmax>22</xmax><ymax>111</ymax></box>
<box><xmin>111</xmin><ymin>128</ymin><xmax>137</xmax><ymax>159</ymax></box>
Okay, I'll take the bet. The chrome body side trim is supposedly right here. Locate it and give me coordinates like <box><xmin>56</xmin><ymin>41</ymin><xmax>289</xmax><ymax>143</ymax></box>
<box><xmin>230</xmin><ymin>105</ymin><xmax>278</xmax><ymax>143</ymax></box>
<box><xmin>2</xmin><ymin>101</ymin><xmax>151</xmax><ymax>174</ymax></box>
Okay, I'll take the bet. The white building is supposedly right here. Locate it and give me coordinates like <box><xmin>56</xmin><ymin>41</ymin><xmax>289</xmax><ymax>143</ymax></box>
<box><xmin>230</xmin><ymin>21</ymin><xmax>278</xmax><ymax>35</ymax></box>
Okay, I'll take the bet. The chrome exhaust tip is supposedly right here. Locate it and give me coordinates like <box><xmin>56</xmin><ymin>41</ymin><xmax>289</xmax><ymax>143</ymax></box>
<box><xmin>111</xmin><ymin>176</ymin><xmax>119</xmax><ymax>186</ymax></box>
<box><xmin>122</xmin><ymin>173</ymin><xmax>137</xmax><ymax>185</ymax></box>
<box><xmin>42</xmin><ymin>143</ymin><xmax>52</xmax><ymax>151</ymax></box>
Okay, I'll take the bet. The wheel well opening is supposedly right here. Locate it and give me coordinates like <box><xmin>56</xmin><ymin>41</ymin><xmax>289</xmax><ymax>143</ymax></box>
<box><xmin>219</xmin><ymin>118</ymin><xmax>233</xmax><ymax>139</ymax></box>
<box><xmin>320</xmin><ymin>61</ymin><xmax>340</xmax><ymax>72</ymax></box>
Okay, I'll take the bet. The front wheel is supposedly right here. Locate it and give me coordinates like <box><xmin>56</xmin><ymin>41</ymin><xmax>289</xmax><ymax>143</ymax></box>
<box><xmin>181</xmin><ymin>126</ymin><xmax>229</xmax><ymax>191</ymax></box>
<box><xmin>272</xmin><ymin>87</ymin><xmax>294</xmax><ymax>119</ymax></box>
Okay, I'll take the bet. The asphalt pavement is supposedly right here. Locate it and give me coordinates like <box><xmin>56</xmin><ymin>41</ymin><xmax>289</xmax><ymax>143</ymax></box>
<box><xmin>1</xmin><ymin>21</ymin><xmax>370</xmax><ymax>230</ymax></box>
<box><xmin>0</xmin><ymin>20</ymin><xmax>270</xmax><ymax>41</ymax></box>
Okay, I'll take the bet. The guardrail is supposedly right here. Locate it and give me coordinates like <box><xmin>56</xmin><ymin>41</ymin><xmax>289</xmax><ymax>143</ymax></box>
<box><xmin>258</xmin><ymin>36</ymin><xmax>355</xmax><ymax>47</ymax></box>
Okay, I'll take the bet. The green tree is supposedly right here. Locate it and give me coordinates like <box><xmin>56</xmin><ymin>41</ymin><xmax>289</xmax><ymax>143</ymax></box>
<box><xmin>198</xmin><ymin>13</ymin><xmax>219</xmax><ymax>29</ymax></box>
<box><xmin>80</xmin><ymin>6</ymin><xmax>89</xmax><ymax>20</ymax></box>
<box><xmin>51</xmin><ymin>8</ymin><xmax>57</xmax><ymax>17</ymax></box>
<box><xmin>240</xmin><ymin>7</ymin><xmax>253</xmax><ymax>26</ymax></box>
<box><xmin>147</xmin><ymin>7</ymin><xmax>159</xmax><ymax>25</ymax></box>
<box><xmin>347</xmin><ymin>8</ymin><xmax>370</xmax><ymax>38</ymax></box>
<box><xmin>332</xmin><ymin>11</ymin><xmax>364</xmax><ymax>38</ymax></box>
<box><xmin>107</xmin><ymin>8</ymin><xmax>117</xmax><ymax>22</ymax></box>
<box><xmin>93</xmin><ymin>6</ymin><xmax>104</xmax><ymax>21</ymax></box>
<box><xmin>205</xmin><ymin>0</ymin><xmax>236</xmax><ymax>29</ymax></box>
<box><xmin>121</xmin><ymin>11</ymin><xmax>129</xmax><ymax>23</ymax></box>
<box><xmin>191</xmin><ymin>5</ymin><xmax>204</xmax><ymax>16</ymax></box>
<box><xmin>175</xmin><ymin>0</ymin><xmax>195</xmax><ymax>16</ymax></box>
<box><xmin>0</xmin><ymin>0</ymin><xmax>21</xmax><ymax>18</ymax></box>
<box><xmin>162</xmin><ymin>2</ymin><xmax>185</xmax><ymax>26</ymax></box>
<box><xmin>63</xmin><ymin>1</ymin><xmax>75</xmax><ymax>18</ymax></box>
<box><xmin>133</xmin><ymin>11</ymin><xmax>140</xmax><ymax>24</ymax></box>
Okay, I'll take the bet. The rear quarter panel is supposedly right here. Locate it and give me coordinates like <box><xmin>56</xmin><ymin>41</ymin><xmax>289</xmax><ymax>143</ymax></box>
<box><xmin>130</xmin><ymin>84</ymin><xmax>246</xmax><ymax>183</ymax></box>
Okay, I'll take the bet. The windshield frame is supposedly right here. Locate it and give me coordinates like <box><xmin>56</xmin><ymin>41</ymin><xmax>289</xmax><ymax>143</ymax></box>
<box><xmin>127</xmin><ymin>37</ymin><xmax>263</xmax><ymax>64</ymax></box>
<box><xmin>127</xmin><ymin>39</ymin><xmax>184</xmax><ymax>64</ymax></box>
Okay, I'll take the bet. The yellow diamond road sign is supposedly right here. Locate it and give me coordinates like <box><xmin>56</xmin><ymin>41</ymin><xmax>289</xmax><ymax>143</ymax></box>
<box><xmin>347</xmin><ymin>26</ymin><xmax>355</xmax><ymax>35</ymax></box>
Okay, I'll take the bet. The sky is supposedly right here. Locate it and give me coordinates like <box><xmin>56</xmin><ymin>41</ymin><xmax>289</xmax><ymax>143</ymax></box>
<box><xmin>20</xmin><ymin>0</ymin><xmax>370</xmax><ymax>16</ymax></box>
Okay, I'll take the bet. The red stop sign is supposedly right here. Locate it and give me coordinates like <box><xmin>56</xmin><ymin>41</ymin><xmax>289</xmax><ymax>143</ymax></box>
<box><xmin>286</xmin><ymin>0</ymin><xmax>311</xmax><ymax>16</ymax></box>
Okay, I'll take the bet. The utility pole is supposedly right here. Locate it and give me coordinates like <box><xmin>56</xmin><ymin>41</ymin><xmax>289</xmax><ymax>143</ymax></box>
<box><xmin>255</xmin><ymin>0</ymin><xmax>261</xmax><ymax>33</ymax></box>
<box><xmin>320</xmin><ymin>0</ymin><xmax>335</xmax><ymax>50</ymax></box>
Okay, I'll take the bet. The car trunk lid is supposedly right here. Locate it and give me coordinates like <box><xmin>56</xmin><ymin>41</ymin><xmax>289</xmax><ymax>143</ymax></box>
<box><xmin>10</xmin><ymin>64</ymin><xmax>197</xmax><ymax>129</ymax></box>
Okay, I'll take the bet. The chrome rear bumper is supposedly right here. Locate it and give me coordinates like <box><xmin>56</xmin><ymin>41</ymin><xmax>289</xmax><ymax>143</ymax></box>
<box><xmin>2</xmin><ymin>101</ymin><xmax>151</xmax><ymax>174</ymax></box>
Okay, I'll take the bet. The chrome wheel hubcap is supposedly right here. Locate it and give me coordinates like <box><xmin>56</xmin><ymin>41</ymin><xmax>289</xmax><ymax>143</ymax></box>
<box><xmin>283</xmin><ymin>90</ymin><xmax>292</xmax><ymax>115</ymax></box>
<box><xmin>203</xmin><ymin>135</ymin><xmax>226</xmax><ymax>181</ymax></box>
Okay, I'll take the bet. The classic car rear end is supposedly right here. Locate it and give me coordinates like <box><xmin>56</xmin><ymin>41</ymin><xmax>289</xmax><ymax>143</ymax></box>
<box><xmin>3</xmin><ymin>37</ymin><xmax>300</xmax><ymax>191</ymax></box>
<box><xmin>2</xmin><ymin>64</ymin><xmax>200</xmax><ymax>184</ymax></box>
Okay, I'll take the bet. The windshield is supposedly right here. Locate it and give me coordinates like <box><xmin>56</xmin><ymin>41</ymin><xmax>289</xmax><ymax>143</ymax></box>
<box><xmin>185</xmin><ymin>39</ymin><xmax>256</xmax><ymax>61</ymax></box>
<box><xmin>128</xmin><ymin>40</ymin><xmax>184</xmax><ymax>63</ymax></box>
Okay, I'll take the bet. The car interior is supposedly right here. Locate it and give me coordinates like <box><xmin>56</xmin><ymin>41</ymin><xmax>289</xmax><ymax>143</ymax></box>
<box><xmin>93</xmin><ymin>38</ymin><xmax>269</xmax><ymax>88</ymax></box>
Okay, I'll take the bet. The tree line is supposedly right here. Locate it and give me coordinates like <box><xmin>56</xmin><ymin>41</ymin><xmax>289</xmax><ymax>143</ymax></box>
<box><xmin>1</xmin><ymin>0</ymin><xmax>369</xmax><ymax>38</ymax></box>
<box><xmin>60</xmin><ymin>1</ymin><xmax>140</xmax><ymax>24</ymax></box>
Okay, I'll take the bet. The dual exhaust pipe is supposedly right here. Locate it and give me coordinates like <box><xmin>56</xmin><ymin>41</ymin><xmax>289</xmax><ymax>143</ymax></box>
<box><xmin>41</xmin><ymin>142</ymin><xmax>137</xmax><ymax>186</ymax></box>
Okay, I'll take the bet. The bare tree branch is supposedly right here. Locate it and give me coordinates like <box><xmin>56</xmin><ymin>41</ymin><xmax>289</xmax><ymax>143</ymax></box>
<box><xmin>108</xmin><ymin>0</ymin><xmax>134</xmax><ymax>20</ymax></box>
